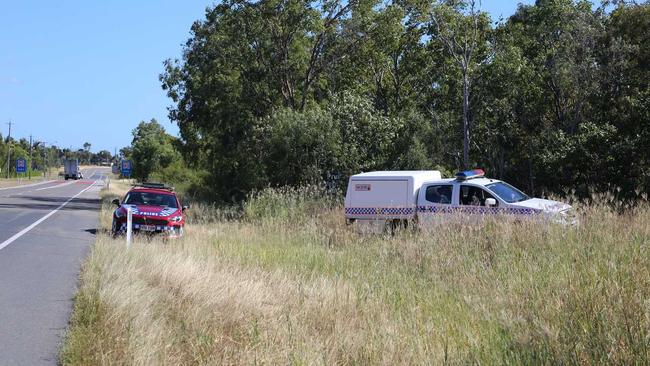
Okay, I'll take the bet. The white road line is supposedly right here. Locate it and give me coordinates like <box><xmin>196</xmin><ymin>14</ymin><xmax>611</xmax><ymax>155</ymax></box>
<box><xmin>33</xmin><ymin>170</ymin><xmax>97</xmax><ymax>191</ymax></box>
<box><xmin>0</xmin><ymin>168</ymin><xmax>97</xmax><ymax>193</ymax></box>
<box><xmin>0</xmin><ymin>180</ymin><xmax>57</xmax><ymax>191</ymax></box>
<box><xmin>0</xmin><ymin>179</ymin><xmax>98</xmax><ymax>252</ymax></box>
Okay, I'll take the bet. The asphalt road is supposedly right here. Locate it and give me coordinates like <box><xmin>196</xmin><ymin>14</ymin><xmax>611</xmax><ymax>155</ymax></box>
<box><xmin>0</xmin><ymin>168</ymin><xmax>108</xmax><ymax>365</ymax></box>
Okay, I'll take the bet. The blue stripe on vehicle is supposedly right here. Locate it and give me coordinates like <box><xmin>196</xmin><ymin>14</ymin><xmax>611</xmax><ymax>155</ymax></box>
<box><xmin>345</xmin><ymin>206</ymin><xmax>540</xmax><ymax>216</ymax></box>
<box><xmin>345</xmin><ymin>207</ymin><xmax>414</xmax><ymax>215</ymax></box>
<box><xmin>416</xmin><ymin>206</ymin><xmax>539</xmax><ymax>215</ymax></box>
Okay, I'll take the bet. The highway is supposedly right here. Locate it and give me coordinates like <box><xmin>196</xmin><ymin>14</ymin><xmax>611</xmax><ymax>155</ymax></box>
<box><xmin>0</xmin><ymin>168</ymin><xmax>108</xmax><ymax>365</ymax></box>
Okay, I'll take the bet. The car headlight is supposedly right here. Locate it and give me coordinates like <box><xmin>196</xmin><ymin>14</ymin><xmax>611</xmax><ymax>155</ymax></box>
<box><xmin>557</xmin><ymin>208</ymin><xmax>579</xmax><ymax>226</ymax></box>
<box><xmin>115</xmin><ymin>209</ymin><xmax>125</xmax><ymax>218</ymax></box>
<box><xmin>170</xmin><ymin>215</ymin><xmax>182</xmax><ymax>222</ymax></box>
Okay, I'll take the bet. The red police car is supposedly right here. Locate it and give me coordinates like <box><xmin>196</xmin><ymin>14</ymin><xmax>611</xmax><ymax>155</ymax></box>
<box><xmin>111</xmin><ymin>183</ymin><xmax>188</xmax><ymax>238</ymax></box>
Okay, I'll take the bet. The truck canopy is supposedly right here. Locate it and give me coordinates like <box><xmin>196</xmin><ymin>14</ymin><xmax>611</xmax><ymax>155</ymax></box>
<box><xmin>344</xmin><ymin>171</ymin><xmax>441</xmax><ymax>219</ymax></box>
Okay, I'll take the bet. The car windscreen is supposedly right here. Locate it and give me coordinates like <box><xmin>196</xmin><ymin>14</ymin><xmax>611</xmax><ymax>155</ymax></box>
<box><xmin>124</xmin><ymin>192</ymin><xmax>178</xmax><ymax>208</ymax></box>
<box><xmin>486</xmin><ymin>182</ymin><xmax>530</xmax><ymax>203</ymax></box>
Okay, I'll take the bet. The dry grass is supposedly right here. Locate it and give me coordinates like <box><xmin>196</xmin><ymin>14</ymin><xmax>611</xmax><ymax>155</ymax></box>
<box><xmin>0</xmin><ymin>178</ymin><xmax>37</xmax><ymax>188</ymax></box>
<box><xmin>61</xmin><ymin>186</ymin><xmax>650</xmax><ymax>365</ymax></box>
<box><xmin>0</xmin><ymin>167</ymin><xmax>61</xmax><ymax>188</ymax></box>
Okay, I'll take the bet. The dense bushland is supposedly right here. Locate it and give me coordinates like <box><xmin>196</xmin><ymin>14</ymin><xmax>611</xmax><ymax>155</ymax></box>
<box><xmin>146</xmin><ymin>0</ymin><xmax>650</xmax><ymax>202</ymax></box>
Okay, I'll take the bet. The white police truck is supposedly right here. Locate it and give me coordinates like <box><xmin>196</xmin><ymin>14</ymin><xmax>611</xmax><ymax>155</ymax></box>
<box><xmin>344</xmin><ymin>169</ymin><xmax>575</xmax><ymax>231</ymax></box>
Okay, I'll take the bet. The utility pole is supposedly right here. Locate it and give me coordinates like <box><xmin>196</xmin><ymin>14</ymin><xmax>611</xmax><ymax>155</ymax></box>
<box><xmin>41</xmin><ymin>140</ymin><xmax>58</xmax><ymax>179</ymax></box>
<box><xmin>29</xmin><ymin>134</ymin><xmax>33</xmax><ymax>180</ymax></box>
<box><xmin>6</xmin><ymin>120</ymin><xmax>12</xmax><ymax>179</ymax></box>
<box><xmin>43</xmin><ymin>141</ymin><xmax>48</xmax><ymax>179</ymax></box>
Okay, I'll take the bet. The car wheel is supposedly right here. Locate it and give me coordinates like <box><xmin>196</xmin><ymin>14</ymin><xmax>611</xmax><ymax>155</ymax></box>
<box><xmin>111</xmin><ymin>218</ymin><xmax>118</xmax><ymax>237</ymax></box>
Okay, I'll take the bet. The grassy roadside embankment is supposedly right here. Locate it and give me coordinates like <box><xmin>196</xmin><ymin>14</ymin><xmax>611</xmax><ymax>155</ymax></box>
<box><xmin>61</xmin><ymin>181</ymin><xmax>649</xmax><ymax>365</ymax></box>
<box><xmin>0</xmin><ymin>167</ymin><xmax>62</xmax><ymax>188</ymax></box>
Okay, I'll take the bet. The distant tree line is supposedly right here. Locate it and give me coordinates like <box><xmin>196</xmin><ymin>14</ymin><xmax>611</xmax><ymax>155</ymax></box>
<box><xmin>0</xmin><ymin>135</ymin><xmax>113</xmax><ymax>177</ymax></box>
<box><xmin>153</xmin><ymin>0</ymin><xmax>649</xmax><ymax>202</ymax></box>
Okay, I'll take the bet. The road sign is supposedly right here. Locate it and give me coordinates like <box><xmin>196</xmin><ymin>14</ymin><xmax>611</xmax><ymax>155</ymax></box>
<box><xmin>121</xmin><ymin>160</ymin><xmax>132</xmax><ymax>177</ymax></box>
<box><xmin>16</xmin><ymin>158</ymin><xmax>27</xmax><ymax>174</ymax></box>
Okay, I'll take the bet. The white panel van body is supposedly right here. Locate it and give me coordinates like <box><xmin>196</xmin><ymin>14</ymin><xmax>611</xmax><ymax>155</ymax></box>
<box><xmin>344</xmin><ymin>171</ymin><xmax>441</xmax><ymax>224</ymax></box>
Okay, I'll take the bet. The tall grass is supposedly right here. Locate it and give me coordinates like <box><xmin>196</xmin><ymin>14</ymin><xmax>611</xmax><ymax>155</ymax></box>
<box><xmin>61</xmin><ymin>187</ymin><xmax>649</xmax><ymax>365</ymax></box>
<box><xmin>243</xmin><ymin>185</ymin><xmax>338</xmax><ymax>222</ymax></box>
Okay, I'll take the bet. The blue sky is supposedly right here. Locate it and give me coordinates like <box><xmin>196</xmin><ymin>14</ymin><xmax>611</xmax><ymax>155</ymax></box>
<box><xmin>0</xmin><ymin>1</ymin><xmax>532</xmax><ymax>153</ymax></box>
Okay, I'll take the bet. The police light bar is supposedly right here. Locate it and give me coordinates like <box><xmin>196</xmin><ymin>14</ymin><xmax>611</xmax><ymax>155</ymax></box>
<box><xmin>455</xmin><ymin>169</ymin><xmax>485</xmax><ymax>180</ymax></box>
<box><xmin>135</xmin><ymin>182</ymin><xmax>175</xmax><ymax>191</ymax></box>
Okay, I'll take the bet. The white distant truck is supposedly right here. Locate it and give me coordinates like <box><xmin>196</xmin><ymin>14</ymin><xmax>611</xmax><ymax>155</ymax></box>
<box><xmin>64</xmin><ymin>159</ymin><xmax>83</xmax><ymax>180</ymax></box>
<box><xmin>344</xmin><ymin>169</ymin><xmax>575</xmax><ymax>231</ymax></box>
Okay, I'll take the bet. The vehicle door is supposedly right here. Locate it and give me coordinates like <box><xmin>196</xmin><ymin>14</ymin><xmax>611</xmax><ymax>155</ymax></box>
<box><xmin>417</xmin><ymin>183</ymin><xmax>456</xmax><ymax>227</ymax></box>
<box><xmin>458</xmin><ymin>184</ymin><xmax>500</xmax><ymax>222</ymax></box>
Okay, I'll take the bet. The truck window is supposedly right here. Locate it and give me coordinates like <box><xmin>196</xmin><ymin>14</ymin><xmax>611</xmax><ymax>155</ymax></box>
<box><xmin>425</xmin><ymin>185</ymin><xmax>452</xmax><ymax>204</ymax></box>
<box><xmin>460</xmin><ymin>185</ymin><xmax>497</xmax><ymax>206</ymax></box>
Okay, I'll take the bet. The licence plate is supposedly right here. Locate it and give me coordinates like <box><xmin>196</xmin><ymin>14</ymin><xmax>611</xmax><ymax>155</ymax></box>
<box><xmin>139</xmin><ymin>225</ymin><xmax>156</xmax><ymax>232</ymax></box>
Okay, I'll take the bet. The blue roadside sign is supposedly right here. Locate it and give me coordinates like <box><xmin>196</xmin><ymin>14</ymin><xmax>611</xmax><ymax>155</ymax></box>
<box><xmin>16</xmin><ymin>158</ymin><xmax>27</xmax><ymax>174</ymax></box>
<box><xmin>121</xmin><ymin>160</ymin><xmax>132</xmax><ymax>177</ymax></box>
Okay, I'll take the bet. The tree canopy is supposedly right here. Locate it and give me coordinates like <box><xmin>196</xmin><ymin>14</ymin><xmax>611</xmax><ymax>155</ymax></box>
<box><xmin>130</xmin><ymin>119</ymin><xmax>181</xmax><ymax>182</ymax></box>
<box><xmin>160</xmin><ymin>0</ymin><xmax>650</xmax><ymax>202</ymax></box>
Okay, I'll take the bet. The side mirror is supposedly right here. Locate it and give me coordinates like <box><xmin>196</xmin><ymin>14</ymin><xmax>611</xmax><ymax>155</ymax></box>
<box><xmin>182</xmin><ymin>204</ymin><xmax>190</xmax><ymax>211</ymax></box>
<box><xmin>112</xmin><ymin>199</ymin><xmax>120</xmax><ymax>207</ymax></box>
<box><xmin>485</xmin><ymin>198</ymin><xmax>497</xmax><ymax>207</ymax></box>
